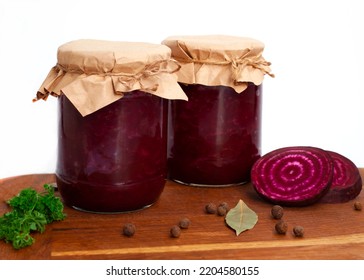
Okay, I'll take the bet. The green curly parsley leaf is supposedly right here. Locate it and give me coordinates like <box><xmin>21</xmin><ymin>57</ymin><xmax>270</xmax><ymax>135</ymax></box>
<box><xmin>0</xmin><ymin>184</ymin><xmax>66</xmax><ymax>249</ymax></box>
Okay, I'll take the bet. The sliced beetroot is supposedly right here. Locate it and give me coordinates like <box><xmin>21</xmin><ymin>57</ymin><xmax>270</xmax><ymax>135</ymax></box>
<box><xmin>320</xmin><ymin>151</ymin><xmax>362</xmax><ymax>203</ymax></box>
<box><xmin>251</xmin><ymin>146</ymin><xmax>333</xmax><ymax>206</ymax></box>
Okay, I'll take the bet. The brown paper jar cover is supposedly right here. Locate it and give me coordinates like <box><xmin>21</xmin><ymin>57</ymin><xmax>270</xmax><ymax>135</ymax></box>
<box><xmin>34</xmin><ymin>39</ymin><xmax>188</xmax><ymax>116</ymax></box>
<box><xmin>162</xmin><ymin>35</ymin><xmax>274</xmax><ymax>92</ymax></box>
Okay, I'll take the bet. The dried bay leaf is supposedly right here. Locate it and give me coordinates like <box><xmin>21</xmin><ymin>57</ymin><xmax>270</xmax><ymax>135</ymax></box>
<box><xmin>225</xmin><ymin>199</ymin><xmax>258</xmax><ymax>236</ymax></box>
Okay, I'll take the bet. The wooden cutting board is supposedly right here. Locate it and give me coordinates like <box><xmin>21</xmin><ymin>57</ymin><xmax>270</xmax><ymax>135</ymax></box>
<box><xmin>1</xmin><ymin>170</ymin><xmax>364</xmax><ymax>260</ymax></box>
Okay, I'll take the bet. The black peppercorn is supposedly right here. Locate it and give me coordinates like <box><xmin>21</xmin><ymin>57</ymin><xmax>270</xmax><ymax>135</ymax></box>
<box><xmin>170</xmin><ymin>225</ymin><xmax>181</xmax><ymax>238</ymax></box>
<box><xmin>205</xmin><ymin>203</ymin><xmax>217</xmax><ymax>214</ymax></box>
<box><xmin>293</xmin><ymin>225</ymin><xmax>304</xmax><ymax>237</ymax></box>
<box><xmin>271</xmin><ymin>205</ymin><xmax>284</xmax><ymax>219</ymax></box>
<box><xmin>123</xmin><ymin>223</ymin><xmax>136</xmax><ymax>237</ymax></box>
<box><xmin>275</xmin><ymin>220</ymin><xmax>288</xmax><ymax>234</ymax></box>
<box><xmin>179</xmin><ymin>218</ymin><xmax>191</xmax><ymax>229</ymax></box>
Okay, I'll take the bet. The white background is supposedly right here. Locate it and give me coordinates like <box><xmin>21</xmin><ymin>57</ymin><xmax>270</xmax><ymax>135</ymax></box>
<box><xmin>0</xmin><ymin>0</ymin><xmax>363</xmax><ymax>179</ymax></box>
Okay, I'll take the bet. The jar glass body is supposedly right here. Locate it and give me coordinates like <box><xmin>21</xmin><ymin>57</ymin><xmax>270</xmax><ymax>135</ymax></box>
<box><xmin>167</xmin><ymin>83</ymin><xmax>262</xmax><ymax>186</ymax></box>
<box><xmin>56</xmin><ymin>91</ymin><xmax>168</xmax><ymax>212</ymax></box>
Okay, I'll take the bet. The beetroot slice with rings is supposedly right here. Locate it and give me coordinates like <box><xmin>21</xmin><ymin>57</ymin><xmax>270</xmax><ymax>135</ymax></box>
<box><xmin>251</xmin><ymin>146</ymin><xmax>333</xmax><ymax>206</ymax></box>
<box><xmin>320</xmin><ymin>150</ymin><xmax>362</xmax><ymax>203</ymax></box>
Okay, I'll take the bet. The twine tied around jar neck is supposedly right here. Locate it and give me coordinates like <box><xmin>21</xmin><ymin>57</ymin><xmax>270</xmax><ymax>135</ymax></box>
<box><xmin>230</xmin><ymin>57</ymin><xmax>275</xmax><ymax>82</ymax></box>
<box><xmin>34</xmin><ymin>57</ymin><xmax>188</xmax><ymax>116</ymax></box>
<box><xmin>112</xmin><ymin>59</ymin><xmax>181</xmax><ymax>93</ymax></box>
<box><xmin>177</xmin><ymin>55</ymin><xmax>274</xmax><ymax>85</ymax></box>
<box><xmin>51</xmin><ymin>59</ymin><xmax>182</xmax><ymax>95</ymax></box>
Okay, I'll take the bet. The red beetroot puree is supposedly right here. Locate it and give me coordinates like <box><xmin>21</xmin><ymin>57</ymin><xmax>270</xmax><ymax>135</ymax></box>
<box><xmin>168</xmin><ymin>83</ymin><xmax>262</xmax><ymax>186</ymax></box>
<box><xmin>57</xmin><ymin>92</ymin><xmax>167</xmax><ymax>212</ymax></box>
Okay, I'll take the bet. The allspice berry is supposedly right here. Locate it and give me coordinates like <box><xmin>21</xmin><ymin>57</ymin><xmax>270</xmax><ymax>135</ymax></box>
<box><xmin>205</xmin><ymin>202</ymin><xmax>217</xmax><ymax>214</ymax></box>
<box><xmin>275</xmin><ymin>220</ymin><xmax>288</xmax><ymax>234</ymax></box>
<box><xmin>217</xmin><ymin>205</ymin><xmax>227</xmax><ymax>216</ymax></box>
<box><xmin>123</xmin><ymin>223</ymin><xmax>136</xmax><ymax>237</ymax></box>
<box><xmin>293</xmin><ymin>225</ymin><xmax>304</xmax><ymax>237</ymax></box>
<box><xmin>354</xmin><ymin>201</ymin><xmax>362</xmax><ymax>211</ymax></box>
<box><xmin>219</xmin><ymin>202</ymin><xmax>229</xmax><ymax>211</ymax></box>
<box><xmin>179</xmin><ymin>218</ymin><xmax>191</xmax><ymax>229</ymax></box>
<box><xmin>271</xmin><ymin>205</ymin><xmax>284</xmax><ymax>219</ymax></box>
<box><xmin>170</xmin><ymin>225</ymin><xmax>181</xmax><ymax>238</ymax></box>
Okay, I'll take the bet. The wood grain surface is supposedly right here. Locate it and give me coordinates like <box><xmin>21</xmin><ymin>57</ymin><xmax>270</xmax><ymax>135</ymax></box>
<box><xmin>1</xmin><ymin>170</ymin><xmax>364</xmax><ymax>260</ymax></box>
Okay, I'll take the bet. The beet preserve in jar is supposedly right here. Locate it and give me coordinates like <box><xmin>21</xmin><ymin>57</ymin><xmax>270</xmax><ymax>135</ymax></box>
<box><xmin>162</xmin><ymin>35</ymin><xmax>273</xmax><ymax>186</ymax></box>
<box><xmin>34</xmin><ymin>39</ymin><xmax>187</xmax><ymax>212</ymax></box>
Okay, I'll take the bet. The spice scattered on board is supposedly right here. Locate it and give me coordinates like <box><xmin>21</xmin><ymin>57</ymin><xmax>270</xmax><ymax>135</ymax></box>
<box><xmin>205</xmin><ymin>203</ymin><xmax>217</xmax><ymax>214</ymax></box>
<box><xmin>271</xmin><ymin>205</ymin><xmax>284</xmax><ymax>219</ymax></box>
<box><xmin>118</xmin><ymin>198</ymin><xmax>364</xmax><ymax>241</ymax></box>
<box><xmin>225</xmin><ymin>199</ymin><xmax>258</xmax><ymax>236</ymax></box>
<box><xmin>122</xmin><ymin>223</ymin><xmax>136</xmax><ymax>237</ymax></box>
<box><xmin>354</xmin><ymin>201</ymin><xmax>362</xmax><ymax>211</ymax></box>
<box><xmin>293</xmin><ymin>225</ymin><xmax>304</xmax><ymax>237</ymax></box>
<box><xmin>217</xmin><ymin>205</ymin><xmax>228</xmax><ymax>216</ymax></box>
<box><xmin>169</xmin><ymin>218</ymin><xmax>192</xmax><ymax>238</ymax></box>
<box><xmin>275</xmin><ymin>220</ymin><xmax>288</xmax><ymax>234</ymax></box>
<box><xmin>179</xmin><ymin>218</ymin><xmax>191</xmax><ymax>229</ymax></box>
<box><xmin>170</xmin><ymin>225</ymin><xmax>181</xmax><ymax>238</ymax></box>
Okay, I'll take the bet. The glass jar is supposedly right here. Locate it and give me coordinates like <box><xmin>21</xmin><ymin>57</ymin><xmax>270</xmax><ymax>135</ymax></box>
<box><xmin>34</xmin><ymin>39</ymin><xmax>187</xmax><ymax>212</ymax></box>
<box><xmin>56</xmin><ymin>92</ymin><xmax>167</xmax><ymax>212</ymax></box>
<box><xmin>162</xmin><ymin>35</ymin><xmax>273</xmax><ymax>186</ymax></box>
<box><xmin>168</xmin><ymin>83</ymin><xmax>261</xmax><ymax>186</ymax></box>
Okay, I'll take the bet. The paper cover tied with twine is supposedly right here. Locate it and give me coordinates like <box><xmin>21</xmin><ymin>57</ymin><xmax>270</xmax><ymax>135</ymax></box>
<box><xmin>34</xmin><ymin>39</ymin><xmax>188</xmax><ymax>116</ymax></box>
<box><xmin>162</xmin><ymin>35</ymin><xmax>274</xmax><ymax>93</ymax></box>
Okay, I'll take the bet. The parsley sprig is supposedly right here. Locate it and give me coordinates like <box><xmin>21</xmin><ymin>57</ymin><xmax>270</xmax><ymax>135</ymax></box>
<box><xmin>0</xmin><ymin>184</ymin><xmax>66</xmax><ymax>249</ymax></box>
